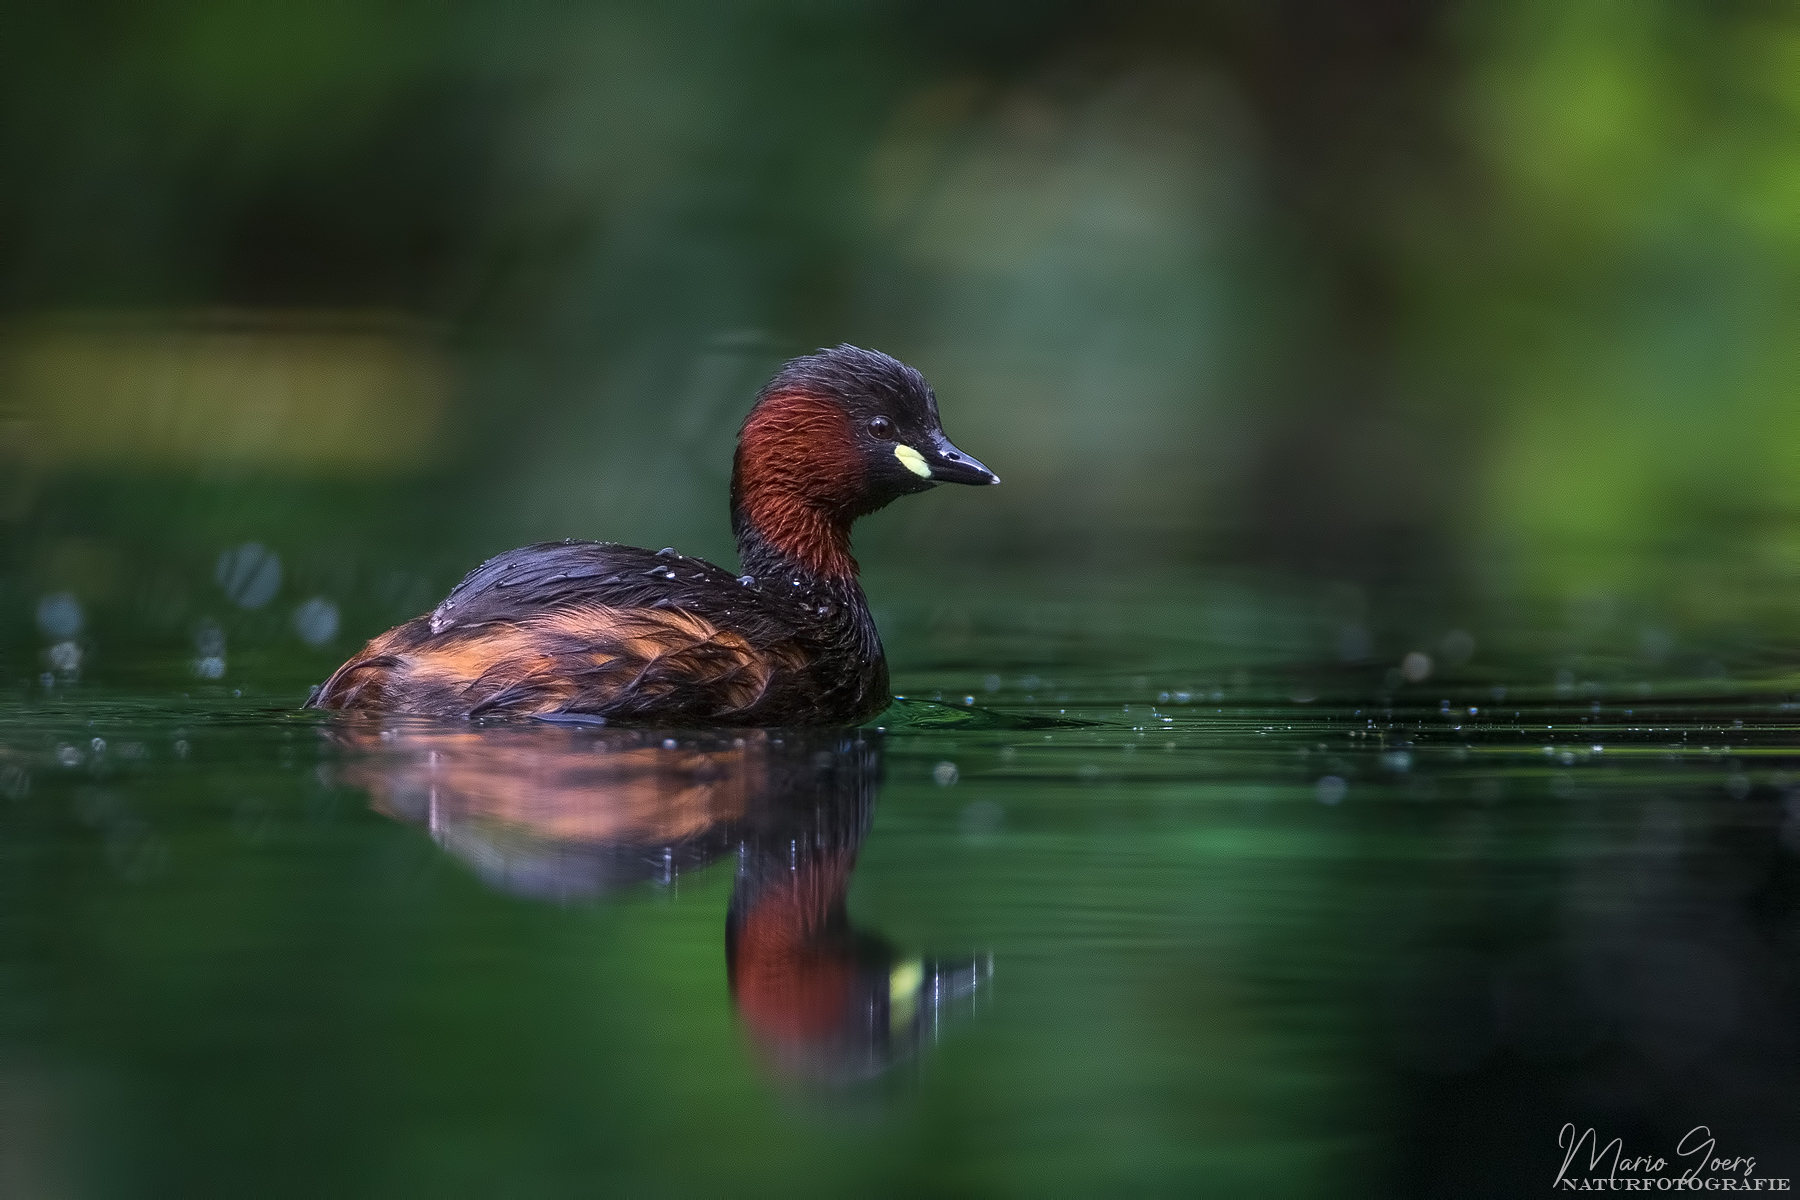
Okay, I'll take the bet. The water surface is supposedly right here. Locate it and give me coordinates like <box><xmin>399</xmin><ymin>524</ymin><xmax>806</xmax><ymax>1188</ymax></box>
<box><xmin>2</xmin><ymin>571</ymin><xmax>1796</xmax><ymax>1196</ymax></box>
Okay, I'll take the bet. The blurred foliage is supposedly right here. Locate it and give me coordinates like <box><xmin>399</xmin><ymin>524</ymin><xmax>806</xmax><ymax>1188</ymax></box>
<box><xmin>3</xmin><ymin>0</ymin><xmax>1799</xmax><ymax>663</ymax></box>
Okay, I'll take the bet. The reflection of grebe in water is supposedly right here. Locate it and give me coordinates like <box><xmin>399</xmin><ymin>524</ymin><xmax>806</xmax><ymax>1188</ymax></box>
<box><xmin>336</xmin><ymin>724</ymin><xmax>989</xmax><ymax>1083</ymax></box>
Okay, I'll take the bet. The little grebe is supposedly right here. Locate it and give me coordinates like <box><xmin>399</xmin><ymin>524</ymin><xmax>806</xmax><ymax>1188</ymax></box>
<box><xmin>305</xmin><ymin>345</ymin><xmax>996</xmax><ymax>724</ymax></box>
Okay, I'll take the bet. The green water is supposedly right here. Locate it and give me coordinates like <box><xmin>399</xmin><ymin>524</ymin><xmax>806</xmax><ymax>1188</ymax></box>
<box><xmin>1</xmin><ymin>572</ymin><xmax>1797</xmax><ymax>1197</ymax></box>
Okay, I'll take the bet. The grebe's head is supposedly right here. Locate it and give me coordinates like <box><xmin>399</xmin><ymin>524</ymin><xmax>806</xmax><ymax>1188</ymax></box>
<box><xmin>732</xmin><ymin>345</ymin><xmax>996</xmax><ymax>576</ymax></box>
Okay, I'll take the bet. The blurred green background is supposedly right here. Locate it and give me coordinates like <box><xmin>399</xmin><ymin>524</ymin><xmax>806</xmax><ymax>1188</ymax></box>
<box><xmin>4</xmin><ymin>0</ymin><xmax>1799</xmax><ymax>676</ymax></box>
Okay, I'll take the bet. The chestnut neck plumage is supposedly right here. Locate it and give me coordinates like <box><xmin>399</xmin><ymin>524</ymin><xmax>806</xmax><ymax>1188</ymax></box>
<box><xmin>729</xmin><ymin>389</ymin><xmax>888</xmax><ymax>719</ymax></box>
<box><xmin>729</xmin><ymin>390</ymin><xmax>869</xmax><ymax>586</ymax></box>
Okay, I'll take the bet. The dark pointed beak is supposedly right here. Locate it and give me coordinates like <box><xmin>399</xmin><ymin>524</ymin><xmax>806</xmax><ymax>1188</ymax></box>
<box><xmin>922</xmin><ymin>431</ymin><xmax>999</xmax><ymax>486</ymax></box>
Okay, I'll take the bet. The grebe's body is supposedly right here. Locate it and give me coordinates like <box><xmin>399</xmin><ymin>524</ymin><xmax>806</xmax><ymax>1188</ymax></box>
<box><xmin>309</xmin><ymin>539</ymin><xmax>886</xmax><ymax>724</ymax></box>
<box><xmin>306</xmin><ymin>346</ymin><xmax>995</xmax><ymax>724</ymax></box>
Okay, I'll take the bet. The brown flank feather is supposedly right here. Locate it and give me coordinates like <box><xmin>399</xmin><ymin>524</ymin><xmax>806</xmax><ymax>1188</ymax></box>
<box><xmin>312</xmin><ymin>604</ymin><xmax>799</xmax><ymax>720</ymax></box>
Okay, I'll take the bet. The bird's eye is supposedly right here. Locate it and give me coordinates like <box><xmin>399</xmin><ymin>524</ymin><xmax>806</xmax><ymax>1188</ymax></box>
<box><xmin>867</xmin><ymin>416</ymin><xmax>896</xmax><ymax>440</ymax></box>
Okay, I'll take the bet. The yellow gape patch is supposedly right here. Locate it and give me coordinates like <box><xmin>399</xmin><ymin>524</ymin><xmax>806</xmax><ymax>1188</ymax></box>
<box><xmin>894</xmin><ymin>444</ymin><xmax>932</xmax><ymax>478</ymax></box>
<box><xmin>889</xmin><ymin>958</ymin><xmax>923</xmax><ymax>1031</ymax></box>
